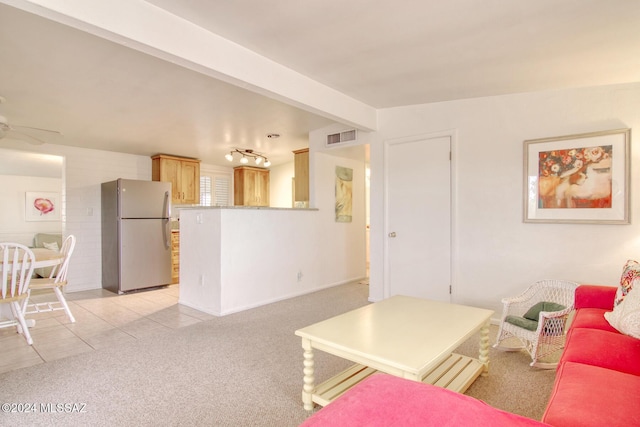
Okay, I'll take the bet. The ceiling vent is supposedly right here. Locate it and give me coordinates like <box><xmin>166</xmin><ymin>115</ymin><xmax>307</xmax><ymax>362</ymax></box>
<box><xmin>326</xmin><ymin>129</ymin><xmax>357</xmax><ymax>146</ymax></box>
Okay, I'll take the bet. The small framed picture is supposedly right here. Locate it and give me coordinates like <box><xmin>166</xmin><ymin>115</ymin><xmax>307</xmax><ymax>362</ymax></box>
<box><xmin>25</xmin><ymin>192</ymin><xmax>61</xmax><ymax>222</ymax></box>
<box><xmin>523</xmin><ymin>128</ymin><xmax>630</xmax><ymax>224</ymax></box>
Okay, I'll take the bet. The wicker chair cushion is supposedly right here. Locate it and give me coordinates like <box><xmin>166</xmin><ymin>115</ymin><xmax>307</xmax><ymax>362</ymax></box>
<box><xmin>504</xmin><ymin>301</ymin><xmax>566</xmax><ymax>331</ymax></box>
<box><xmin>523</xmin><ymin>301</ymin><xmax>566</xmax><ymax>321</ymax></box>
<box><xmin>505</xmin><ymin>315</ymin><xmax>538</xmax><ymax>331</ymax></box>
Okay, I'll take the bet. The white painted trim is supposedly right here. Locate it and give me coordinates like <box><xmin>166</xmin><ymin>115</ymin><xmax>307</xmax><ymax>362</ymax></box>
<box><xmin>215</xmin><ymin>278</ymin><xmax>367</xmax><ymax>317</ymax></box>
<box><xmin>449</xmin><ymin>129</ymin><xmax>459</xmax><ymax>301</ymax></box>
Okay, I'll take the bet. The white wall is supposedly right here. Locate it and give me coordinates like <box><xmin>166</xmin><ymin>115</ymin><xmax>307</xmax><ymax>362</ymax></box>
<box><xmin>313</xmin><ymin>151</ymin><xmax>367</xmax><ymax>281</ymax></box>
<box><xmin>369</xmin><ymin>82</ymin><xmax>640</xmax><ymax>313</ymax></box>
<box><xmin>180</xmin><ymin>208</ymin><xmax>343</xmax><ymax>315</ymax></box>
<box><xmin>0</xmin><ymin>174</ymin><xmax>62</xmax><ymax>245</ymax></box>
<box><xmin>269</xmin><ymin>161</ymin><xmax>294</xmax><ymax>208</ymax></box>
<box><xmin>179</xmin><ymin>152</ymin><xmax>367</xmax><ymax>315</ymax></box>
<box><xmin>0</xmin><ymin>140</ymin><xmax>151</xmax><ymax>292</ymax></box>
<box><xmin>0</xmin><ymin>138</ymin><xmax>366</xmax><ymax>299</ymax></box>
<box><xmin>8</xmin><ymin>82</ymin><xmax>631</xmax><ymax>313</ymax></box>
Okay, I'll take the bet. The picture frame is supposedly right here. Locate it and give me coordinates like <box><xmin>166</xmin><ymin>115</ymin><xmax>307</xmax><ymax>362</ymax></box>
<box><xmin>523</xmin><ymin>128</ymin><xmax>630</xmax><ymax>224</ymax></box>
<box><xmin>25</xmin><ymin>191</ymin><xmax>61</xmax><ymax>222</ymax></box>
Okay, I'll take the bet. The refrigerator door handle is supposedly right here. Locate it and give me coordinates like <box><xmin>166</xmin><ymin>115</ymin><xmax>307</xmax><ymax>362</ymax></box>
<box><xmin>164</xmin><ymin>191</ymin><xmax>171</xmax><ymax>219</ymax></box>
<box><xmin>163</xmin><ymin>218</ymin><xmax>170</xmax><ymax>249</ymax></box>
<box><xmin>163</xmin><ymin>191</ymin><xmax>171</xmax><ymax>249</ymax></box>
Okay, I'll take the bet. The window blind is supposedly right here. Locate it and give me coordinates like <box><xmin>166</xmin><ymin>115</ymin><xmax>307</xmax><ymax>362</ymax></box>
<box><xmin>200</xmin><ymin>174</ymin><xmax>230</xmax><ymax>206</ymax></box>
<box><xmin>200</xmin><ymin>176</ymin><xmax>212</xmax><ymax>206</ymax></box>
<box><xmin>214</xmin><ymin>176</ymin><xmax>230</xmax><ymax>206</ymax></box>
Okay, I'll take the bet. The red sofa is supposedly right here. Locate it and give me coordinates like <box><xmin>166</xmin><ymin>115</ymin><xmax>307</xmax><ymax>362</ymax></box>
<box><xmin>541</xmin><ymin>284</ymin><xmax>640</xmax><ymax>426</ymax></box>
<box><xmin>300</xmin><ymin>285</ymin><xmax>640</xmax><ymax>426</ymax></box>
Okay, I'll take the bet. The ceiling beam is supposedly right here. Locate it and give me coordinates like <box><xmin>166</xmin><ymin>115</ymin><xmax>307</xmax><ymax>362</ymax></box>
<box><xmin>2</xmin><ymin>0</ymin><xmax>378</xmax><ymax>131</ymax></box>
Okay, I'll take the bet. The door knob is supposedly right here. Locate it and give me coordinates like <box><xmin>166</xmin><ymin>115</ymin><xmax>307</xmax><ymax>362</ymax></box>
<box><xmin>388</xmin><ymin>232</ymin><xmax>397</xmax><ymax>238</ymax></box>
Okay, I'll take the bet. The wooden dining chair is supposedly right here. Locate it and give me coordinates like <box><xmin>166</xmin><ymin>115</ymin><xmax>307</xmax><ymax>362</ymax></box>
<box><xmin>0</xmin><ymin>243</ymin><xmax>36</xmax><ymax>345</ymax></box>
<box><xmin>23</xmin><ymin>235</ymin><xmax>77</xmax><ymax>323</ymax></box>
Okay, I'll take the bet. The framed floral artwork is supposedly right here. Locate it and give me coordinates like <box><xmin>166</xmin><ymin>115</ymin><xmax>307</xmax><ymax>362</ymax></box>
<box><xmin>524</xmin><ymin>128</ymin><xmax>630</xmax><ymax>224</ymax></box>
<box><xmin>25</xmin><ymin>191</ymin><xmax>61</xmax><ymax>221</ymax></box>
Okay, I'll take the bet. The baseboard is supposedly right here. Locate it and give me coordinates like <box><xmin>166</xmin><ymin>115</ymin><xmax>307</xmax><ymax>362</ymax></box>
<box><xmin>217</xmin><ymin>277</ymin><xmax>368</xmax><ymax>316</ymax></box>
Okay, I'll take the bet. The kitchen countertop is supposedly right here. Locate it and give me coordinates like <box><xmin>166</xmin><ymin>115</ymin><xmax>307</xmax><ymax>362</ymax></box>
<box><xmin>177</xmin><ymin>206</ymin><xmax>318</xmax><ymax>211</ymax></box>
<box><xmin>171</xmin><ymin>206</ymin><xmax>317</xmax><ymax>231</ymax></box>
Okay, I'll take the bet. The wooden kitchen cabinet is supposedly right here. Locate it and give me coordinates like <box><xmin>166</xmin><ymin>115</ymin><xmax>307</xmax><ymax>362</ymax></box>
<box><xmin>171</xmin><ymin>231</ymin><xmax>180</xmax><ymax>284</ymax></box>
<box><xmin>293</xmin><ymin>148</ymin><xmax>309</xmax><ymax>207</ymax></box>
<box><xmin>152</xmin><ymin>154</ymin><xmax>201</xmax><ymax>205</ymax></box>
<box><xmin>234</xmin><ymin>166</ymin><xmax>270</xmax><ymax>206</ymax></box>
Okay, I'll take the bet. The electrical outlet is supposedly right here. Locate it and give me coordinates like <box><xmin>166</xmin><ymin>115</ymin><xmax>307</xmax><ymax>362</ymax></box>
<box><xmin>297</xmin><ymin>271</ymin><xmax>303</xmax><ymax>282</ymax></box>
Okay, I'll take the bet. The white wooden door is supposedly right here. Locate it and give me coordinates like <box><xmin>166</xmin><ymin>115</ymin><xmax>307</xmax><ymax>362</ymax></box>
<box><xmin>385</xmin><ymin>134</ymin><xmax>451</xmax><ymax>302</ymax></box>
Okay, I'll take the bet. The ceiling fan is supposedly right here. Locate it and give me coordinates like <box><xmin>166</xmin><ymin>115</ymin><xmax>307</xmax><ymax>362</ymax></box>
<box><xmin>0</xmin><ymin>96</ymin><xmax>63</xmax><ymax>144</ymax></box>
<box><xmin>0</xmin><ymin>114</ymin><xmax>62</xmax><ymax>145</ymax></box>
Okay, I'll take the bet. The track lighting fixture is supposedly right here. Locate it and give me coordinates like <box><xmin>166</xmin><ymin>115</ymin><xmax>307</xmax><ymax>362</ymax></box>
<box><xmin>225</xmin><ymin>149</ymin><xmax>270</xmax><ymax>167</ymax></box>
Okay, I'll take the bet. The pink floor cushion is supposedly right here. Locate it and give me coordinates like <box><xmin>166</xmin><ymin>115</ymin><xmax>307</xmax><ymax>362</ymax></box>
<box><xmin>300</xmin><ymin>374</ymin><xmax>549</xmax><ymax>427</ymax></box>
<box><xmin>560</xmin><ymin>328</ymin><xmax>640</xmax><ymax>375</ymax></box>
<box><xmin>543</xmin><ymin>361</ymin><xmax>640</xmax><ymax>427</ymax></box>
<box><xmin>570</xmin><ymin>308</ymin><xmax>619</xmax><ymax>333</ymax></box>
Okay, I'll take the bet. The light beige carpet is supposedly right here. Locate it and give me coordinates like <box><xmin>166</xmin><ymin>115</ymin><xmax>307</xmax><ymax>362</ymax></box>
<box><xmin>0</xmin><ymin>283</ymin><xmax>555</xmax><ymax>426</ymax></box>
<box><xmin>455</xmin><ymin>329</ymin><xmax>557</xmax><ymax>420</ymax></box>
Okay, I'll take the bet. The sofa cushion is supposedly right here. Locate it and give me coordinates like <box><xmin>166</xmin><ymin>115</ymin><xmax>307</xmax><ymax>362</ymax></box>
<box><xmin>570</xmin><ymin>308</ymin><xmax>618</xmax><ymax>333</ymax></box>
<box><xmin>33</xmin><ymin>233</ymin><xmax>63</xmax><ymax>278</ymax></box>
<box><xmin>604</xmin><ymin>283</ymin><xmax>640</xmax><ymax>339</ymax></box>
<box><xmin>575</xmin><ymin>285</ymin><xmax>616</xmax><ymax>310</ymax></box>
<box><xmin>560</xmin><ymin>328</ymin><xmax>640</xmax><ymax>375</ymax></box>
<box><xmin>615</xmin><ymin>259</ymin><xmax>640</xmax><ymax>306</ymax></box>
<box><xmin>300</xmin><ymin>374</ymin><xmax>549</xmax><ymax>427</ymax></box>
<box><xmin>542</xmin><ymin>361</ymin><xmax>640</xmax><ymax>427</ymax></box>
<box><xmin>42</xmin><ymin>241</ymin><xmax>59</xmax><ymax>251</ymax></box>
<box><xmin>33</xmin><ymin>233</ymin><xmax>62</xmax><ymax>249</ymax></box>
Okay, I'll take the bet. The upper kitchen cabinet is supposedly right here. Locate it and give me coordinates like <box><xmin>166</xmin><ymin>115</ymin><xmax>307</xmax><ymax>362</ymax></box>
<box><xmin>152</xmin><ymin>154</ymin><xmax>201</xmax><ymax>205</ymax></box>
<box><xmin>234</xmin><ymin>166</ymin><xmax>269</xmax><ymax>207</ymax></box>
<box><xmin>293</xmin><ymin>148</ymin><xmax>309</xmax><ymax>207</ymax></box>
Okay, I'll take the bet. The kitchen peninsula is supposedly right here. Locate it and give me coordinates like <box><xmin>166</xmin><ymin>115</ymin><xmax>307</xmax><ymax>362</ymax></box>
<box><xmin>178</xmin><ymin>205</ymin><xmax>344</xmax><ymax>316</ymax></box>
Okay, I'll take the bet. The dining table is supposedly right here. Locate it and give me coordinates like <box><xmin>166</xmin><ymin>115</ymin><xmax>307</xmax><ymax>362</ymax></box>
<box><xmin>0</xmin><ymin>247</ymin><xmax>64</xmax><ymax>270</ymax></box>
<box><xmin>0</xmin><ymin>247</ymin><xmax>65</xmax><ymax>327</ymax></box>
<box><xmin>29</xmin><ymin>248</ymin><xmax>65</xmax><ymax>269</ymax></box>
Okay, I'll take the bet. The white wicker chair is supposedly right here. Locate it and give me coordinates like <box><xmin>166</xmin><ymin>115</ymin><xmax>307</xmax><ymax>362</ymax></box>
<box><xmin>494</xmin><ymin>279</ymin><xmax>579</xmax><ymax>369</ymax></box>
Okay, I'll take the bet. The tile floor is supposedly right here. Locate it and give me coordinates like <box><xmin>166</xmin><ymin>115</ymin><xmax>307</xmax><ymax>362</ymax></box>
<box><xmin>0</xmin><ymin>285</ymin><xmax>213</xmax><ymax>374</ymax></box>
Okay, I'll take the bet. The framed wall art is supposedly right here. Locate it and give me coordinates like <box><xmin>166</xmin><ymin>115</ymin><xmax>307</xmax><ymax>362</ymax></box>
<box><xmin>25</xmin><ymin>191</ymin><xmax>61</xmax><ymax>222</ymax></box>
<box><xmin>335</xmin><ymin>166</ymin><xmax>353</xmax><ymax>223</ymax></box>
<box><xmin>523</xmin><ymin>128</ymin><xmax>630</xmax><ymax>224</ymax></box>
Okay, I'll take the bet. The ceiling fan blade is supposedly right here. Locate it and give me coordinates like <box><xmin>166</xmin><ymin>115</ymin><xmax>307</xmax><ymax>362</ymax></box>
<box><xmin>12</xmin><ymin>124</ymin><xmax>62</xmax><ymax>135</ymax></box>
<box><xmin>5</xmin><ymin>129</ymin><xmax>46</xmax><ymax>145</ymax></box>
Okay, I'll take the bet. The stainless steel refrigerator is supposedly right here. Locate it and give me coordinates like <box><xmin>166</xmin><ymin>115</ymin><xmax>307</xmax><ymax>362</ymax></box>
<box><xmin>101</xmin><ymin>179</ymin><xmax>172</xmax><ymax>293</ymax></box>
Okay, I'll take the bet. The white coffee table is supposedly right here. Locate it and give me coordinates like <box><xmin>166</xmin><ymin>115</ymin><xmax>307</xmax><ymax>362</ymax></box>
<box><xmin>295</xmin><ymin>295</ymin><xmax>494</xmax><ymax>411</ymax></box>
